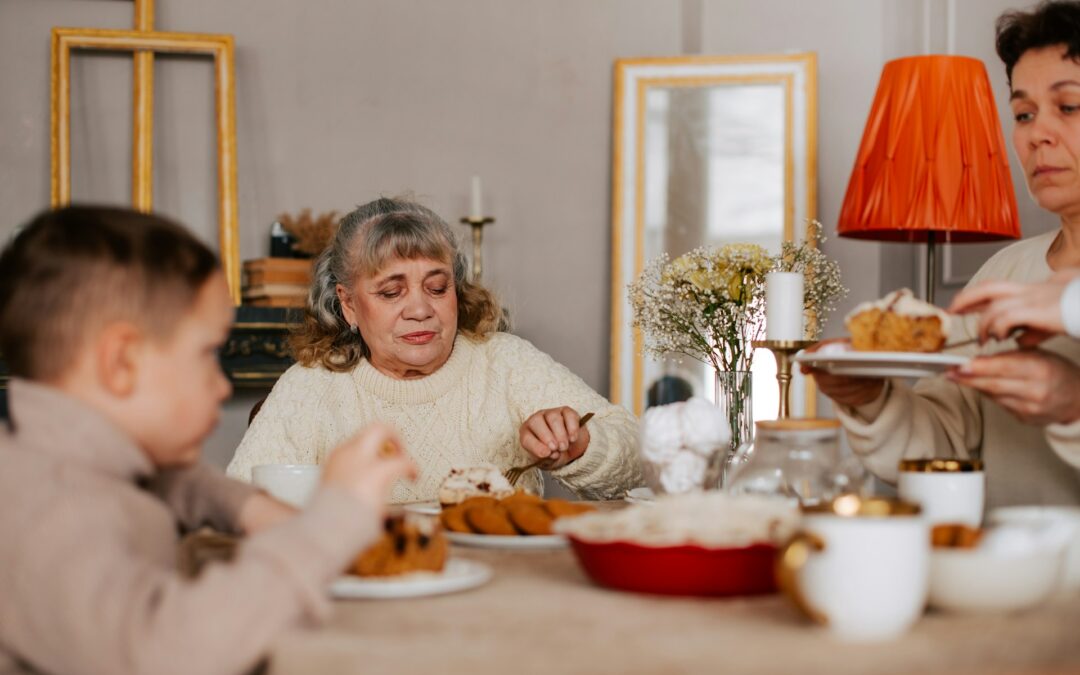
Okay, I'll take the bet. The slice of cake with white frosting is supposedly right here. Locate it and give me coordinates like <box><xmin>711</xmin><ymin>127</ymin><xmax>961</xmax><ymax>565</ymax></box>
<box><xmin>438</xmin><ymin>463</ymin><xmax>516</xmax><ymax>506</ymax></box>
<box><xmin>845</xmin><ymin>288</ymin><xmax>951</xmax><ymax>352</ymax></box>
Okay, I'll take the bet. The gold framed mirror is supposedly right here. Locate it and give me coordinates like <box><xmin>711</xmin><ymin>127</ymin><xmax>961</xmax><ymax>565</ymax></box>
<box><xmin>609</xmin><ymin>53</ymin><xmax>817</xmax><ymax>418</ymax></box>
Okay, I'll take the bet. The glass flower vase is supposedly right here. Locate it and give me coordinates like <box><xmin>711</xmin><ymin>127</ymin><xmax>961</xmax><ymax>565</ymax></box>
<box><xmin>714</xmin><ymin>370</ymin><xmax>753</xmax><ymax>484</ymax></box>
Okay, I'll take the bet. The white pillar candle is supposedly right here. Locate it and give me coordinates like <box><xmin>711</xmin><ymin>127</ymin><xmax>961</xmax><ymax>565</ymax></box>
<box><xmin>469</xmin><ymin>175</ymin><xmax>484</xmax><ymax>219</ymax></box>
<box><xmin>766</xmin><ymin>271</ymin><xmax>804</xmax><ymax>341</ymax></box>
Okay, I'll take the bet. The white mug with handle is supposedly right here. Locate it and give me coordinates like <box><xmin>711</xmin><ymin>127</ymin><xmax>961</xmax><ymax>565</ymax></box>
<box><xmin>252</xmin><ymin>464</ymin><xmax>321</xmax><ymax>508</ymax></box>
<box><xmin>777</xmin><ymin>495</ymin><xmax>929</xmax><ymax>642</ymax></box>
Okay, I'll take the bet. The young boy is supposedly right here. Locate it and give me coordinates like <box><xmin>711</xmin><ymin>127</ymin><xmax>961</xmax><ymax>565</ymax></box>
<box><xmin>0</xmin><ymin>206</ymin><xmax>414</xmax><ymax>675</ymax></box>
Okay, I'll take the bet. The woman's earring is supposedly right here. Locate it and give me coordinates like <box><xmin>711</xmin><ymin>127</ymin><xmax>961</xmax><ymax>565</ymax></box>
<box><xmin>349</xmin><ymin>324</ymin><xmax>358</xmax><ymax>334</ymax></box>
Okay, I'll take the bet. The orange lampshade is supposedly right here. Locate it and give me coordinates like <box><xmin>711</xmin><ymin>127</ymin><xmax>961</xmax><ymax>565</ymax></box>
<box><xmin>838</xmin><ymin>55</ymin><xmax>1020</xmax><ymax>243</ymax></box>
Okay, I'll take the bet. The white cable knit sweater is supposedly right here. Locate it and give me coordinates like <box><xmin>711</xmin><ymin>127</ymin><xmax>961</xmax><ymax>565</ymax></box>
<box><xmin>226</xmin><ymin>332</ymin><xmax>642</xmax><ymax>503</ymax></box>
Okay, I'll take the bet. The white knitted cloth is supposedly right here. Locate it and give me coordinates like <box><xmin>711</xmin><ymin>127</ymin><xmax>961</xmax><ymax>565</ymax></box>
<box><xmin>226</xmin><ymin>333</ymin><xmax>642</xmax><ymax>503</ymax></box>
<box><xmin>1062</xmin><ymin>277</ymin><xmax>1080</xmax><ymax>339</ymax></box>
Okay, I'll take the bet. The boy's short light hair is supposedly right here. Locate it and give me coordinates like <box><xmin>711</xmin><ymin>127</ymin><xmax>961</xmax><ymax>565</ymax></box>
<box><xmin>0</xmin><ymin>205</ymin><xmax>220</xmax><ymax>381</ymax></box>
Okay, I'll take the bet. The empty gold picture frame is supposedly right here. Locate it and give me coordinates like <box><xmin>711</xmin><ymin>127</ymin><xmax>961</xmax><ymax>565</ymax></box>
<box><xmin>50</xmin><ymin>27</ymin><xmax>241</xmax><ymax>304</ymax></box>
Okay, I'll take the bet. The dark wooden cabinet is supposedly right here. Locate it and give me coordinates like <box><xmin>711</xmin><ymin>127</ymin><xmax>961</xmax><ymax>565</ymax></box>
<box><xmin>220</xmin><ymin>306</ymin><xmax>299</xmax><ymax>389</ymax></box>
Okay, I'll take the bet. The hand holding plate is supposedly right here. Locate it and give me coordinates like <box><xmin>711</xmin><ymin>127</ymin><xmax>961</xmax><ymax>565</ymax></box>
<box><xmin>798</xmin><ymin>338</ymin><xmax>886</xmax><ymax>407</ymax></box>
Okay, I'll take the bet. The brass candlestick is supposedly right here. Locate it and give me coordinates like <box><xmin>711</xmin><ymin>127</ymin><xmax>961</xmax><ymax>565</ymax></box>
<box><xmin>460</xmin><ymin>216</ymin><xmax>494</xmax><ymax>282</ymax></box>
<box><xmin>753</xmin><ymin>339</ymin><xmax>815</xmax><ymax>419</ymax></box>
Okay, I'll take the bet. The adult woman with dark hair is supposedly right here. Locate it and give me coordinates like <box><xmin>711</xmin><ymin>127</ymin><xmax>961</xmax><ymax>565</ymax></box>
<box><xmin>227</xmin><ymin>197</ymin><xmax>641</xmax><ymax>502</ymax></box>
<box><xmin>803</xmin><ymin>0</ymin><xmax>1080</xmax><ymax>508</ymax></box>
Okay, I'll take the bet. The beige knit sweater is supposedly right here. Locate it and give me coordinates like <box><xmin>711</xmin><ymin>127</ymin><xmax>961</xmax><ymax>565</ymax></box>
<box><xmin>836</xmin><ymin>231</ymin><xmax>1080</xmax><ymax>508</ymax></box>
<box><xmin>0</xmin><ymin>379</ymin><xmax>381</xmax><ymax>675</ymax></box>
<box><xmin>227</xmin><ymin>332</ymin><xmax>643</xmax><ymax>502</ymax></box>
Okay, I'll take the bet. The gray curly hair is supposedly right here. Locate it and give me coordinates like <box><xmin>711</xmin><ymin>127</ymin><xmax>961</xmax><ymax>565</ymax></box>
<box><xmin>291</xmin><ymin>197</ymin><xmax>504</xmax><ymax>371</ymax></box>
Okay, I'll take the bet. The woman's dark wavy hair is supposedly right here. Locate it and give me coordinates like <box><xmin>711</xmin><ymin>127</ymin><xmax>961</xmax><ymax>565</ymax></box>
<box><xmin>291</xmin><ymin>197</ymin><xmax>506</xmax><ymax>371</ymax></box>
<box><xmin>996</xmin><ymin>0</ymin><xmax>1080</xmax><ymax>84</ymax></box>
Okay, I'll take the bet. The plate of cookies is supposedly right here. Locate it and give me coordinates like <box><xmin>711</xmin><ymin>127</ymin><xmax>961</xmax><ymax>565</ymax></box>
<box><xmin>440</xmin><ymin>493</ymin><xmax>595</xmax><ymax>549</ymax></box>
<box><xmin>401</xmin><ymin>501</ymin><xmax>442</xmax><ymax>516</ymax></box>
<box><xmin>332</xmin><ymin>558</ymin><xmax>493</xmax><ymax>599</ymax></box>
<box><xmin>334</xmin><ymin>511</ymin><xmax>492</xmax><ymax>599</ymax></box>
<box><xmin>445</xmin><ymin>532</ymin><xmax>566</xmax><ymax>549</ymax></box>
<box><xmin>434</xmin><ymin>462</ymin><xmax>596</xmax><ymax>548</ymax></box>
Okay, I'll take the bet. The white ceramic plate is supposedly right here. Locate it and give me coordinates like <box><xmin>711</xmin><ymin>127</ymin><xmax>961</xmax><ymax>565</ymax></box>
<box><xmin>445</xmin><ymin>531</ymin><xmax>567</xmax><ymax>549</ymax></box>
<box><xmin>794</xmin><ymin>350</ymin><xmax>969</xmax><ymax>379</ymax></box>
<box><xmin>625</xmin><ymin>487</ymin><xmax>656</xmax><ymax>504</ymax></box>
<box><xmin>330</xmin><ymin>558</ymin><xmax>492</xmax><ymax>600</ymax></box>
<box><xmin>401</xmin><ymin>500</ymin><xmax>441</xmax><ymax>516</ymax></box>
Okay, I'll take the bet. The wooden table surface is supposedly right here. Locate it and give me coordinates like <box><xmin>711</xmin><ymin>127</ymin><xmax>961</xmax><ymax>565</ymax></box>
<box><xmin>268</xmin><ymin>542</ymin><xmax>1080</xmax><ymax>675</ymax></box>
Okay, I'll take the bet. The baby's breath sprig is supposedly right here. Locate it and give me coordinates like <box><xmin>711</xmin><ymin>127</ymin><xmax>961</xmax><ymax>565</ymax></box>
<box><xmin>629</xmin><ymin>221</ymin><xmax>848</xmax><ymax>370</ymax></box>
<box><xmin>629</xmin><ymin>243</ymin><xmax>771</xmax><ymax>376</ymax></box>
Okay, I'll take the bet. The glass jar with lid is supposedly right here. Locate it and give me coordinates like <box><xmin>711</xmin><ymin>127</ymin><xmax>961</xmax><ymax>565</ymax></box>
<box><xmin>725</xmin><ymin>419</ymin><xmax>858</xmax><ymax>506</ymax></box>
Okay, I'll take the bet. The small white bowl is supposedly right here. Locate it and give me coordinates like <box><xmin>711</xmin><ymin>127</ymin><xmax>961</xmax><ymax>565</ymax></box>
<box><xmin>929</xmin><ymin>546</ymin><xmax>1062</xmax><ymax>613</ymax></box>
<box><xmin>989</xmin><ymin>506</ymin><xmax>1080</xmax><ymax>591</ymax></box>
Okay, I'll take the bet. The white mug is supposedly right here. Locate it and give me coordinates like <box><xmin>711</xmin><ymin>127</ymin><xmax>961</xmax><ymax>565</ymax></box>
<box><xmin>777</xmin><ymin>495</ymin><xmax>929</xmax><ymax>642</ymax></box>
<box><xmin>252</xmin><ymin>464</ymin><xmax>321</xmax><ymax>508</ymax></box>
<box><xmin>897</xmin><ymin>458</ymin><xmax>984</xmax><ymax>527</ymax></box>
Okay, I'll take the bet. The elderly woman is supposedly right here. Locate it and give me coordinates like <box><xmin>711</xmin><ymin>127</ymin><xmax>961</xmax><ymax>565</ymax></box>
<box><xmin>804</xmin><ymin>0</ymin><xmax>1080</xmax><ymax>508</ymax></box>
<box><xmin>226</xmin><ymin>197</ymin><xmax>641</xmax><ymax>502</ymax></box>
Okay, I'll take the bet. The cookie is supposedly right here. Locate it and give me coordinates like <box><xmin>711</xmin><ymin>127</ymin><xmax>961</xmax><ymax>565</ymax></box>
<box><xmin>464</xmin><ymin>503</ymin><xmax>518</xmax><ymax>535</ymax></box>
<box><xmin>931</xmin><ymin>523</ymin><xmax>983</xmax><ymax>549</ymax></box>
<box><xmin>440</xmin><ymin>504</ymin><xmax>473</xmax><ymax>533</ymax></box>
<box><xmin>457</xmin><ymin>496</ymin><xmax>500</xmax><ymax>511</ymax></box>
<box><xmin>501</xmin><ymin>490</ymin><xmax>544</xmax><ymax>506</ymax></box>
<box><xmin>507</xmin><ymin>502</ymin><xmax>555</xmax><ymax>535</ymax></box>
<box><xmin>352</xmin><ymin>514</ymin><xmax>448</xmax><ymax>577</ymax></box>
<box><xmin>543</xmin><ymin>499</ymin><xmax>595</xmax><ymax>519</ymax></box>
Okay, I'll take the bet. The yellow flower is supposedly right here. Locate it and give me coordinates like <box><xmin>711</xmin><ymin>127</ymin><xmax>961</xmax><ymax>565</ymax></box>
<box><xmin>727</xmin><ymin>272</ymin><xmax>744</xmax><ymax>301</ymax></box>
<box><xmin>662</xmin><ymin>255</ymin><xmax>694</xmax><ymax>285</ymax></box>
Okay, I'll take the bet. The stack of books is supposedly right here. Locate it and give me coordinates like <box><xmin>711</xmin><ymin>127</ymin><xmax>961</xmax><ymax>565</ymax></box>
<box><xmin>242</xmin><ymin>258</ymin><xmax>312</xmax><ymax>307</ymax></box>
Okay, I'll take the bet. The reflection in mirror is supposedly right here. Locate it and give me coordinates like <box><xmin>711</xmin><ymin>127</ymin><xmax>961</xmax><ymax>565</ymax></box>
<box><xmin>610</xmin><ymin>54</ymin><xmax>817</xmax><ymax>419</ymax></box>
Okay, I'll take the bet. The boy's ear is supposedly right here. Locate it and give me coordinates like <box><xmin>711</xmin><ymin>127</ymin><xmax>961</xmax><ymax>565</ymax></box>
<box><xmin>94</xmin><ymin>322</ymin><xmax>144</xmax><ymax>397</ymax></box>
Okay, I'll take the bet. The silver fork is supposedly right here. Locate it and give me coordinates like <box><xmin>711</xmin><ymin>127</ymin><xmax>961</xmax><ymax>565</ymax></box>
<box><xmin>504</xmin><ymin>412</ymin><xmax>594</xmax><ymax>486</ymax></box>
<box><xmin>942</xmin><ymin>328</ymin><xmax>1024</xmax><ymax>351</ymax></box>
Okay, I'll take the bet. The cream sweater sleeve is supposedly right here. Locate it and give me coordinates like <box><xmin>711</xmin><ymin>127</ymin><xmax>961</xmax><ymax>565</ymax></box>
<box><xmin>1047</xmin><ymin>268</ymin><xmax>1080</xmax><ymax>467</ymax></box>
<box><xmin>1046</xmin><ymin>418</ymin><xmax>1080</xmax><ymax>468</ymax></box>
<box><xmin>226</xmin><ymin>364</ymin><xmax>331</xmax><ymax>482</ymax></box>
<box><xmin>835</xmin><ymin>372</ymin><xmax>984</xmax><ymax>484</ymax></box>
<box><xmin>494</xmin><ymin>334</ymin><xmax>642</xmax><ymax>499</ymax></box>
<box><xmin>834</xmin><ymin>281</ymin><xmax>990</xmax><ymax>485</ymax></box>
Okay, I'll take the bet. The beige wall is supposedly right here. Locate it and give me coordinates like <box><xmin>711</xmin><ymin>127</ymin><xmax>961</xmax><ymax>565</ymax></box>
<box><xmin>0</xmin><ymin>0</ymin><xmax>1045</xmax><ymax>467</ymax></box>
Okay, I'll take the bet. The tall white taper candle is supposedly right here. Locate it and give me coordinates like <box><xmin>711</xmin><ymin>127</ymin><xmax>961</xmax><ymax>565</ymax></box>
<box><xmin>469</xmin><ymin>176</ymin><xmax>483</xmax><ymax>219</ymax></box>
<box><xmin>766</xmin><ymin>271</ymin><xmax>804</xmax><ymax>341</ymax></box>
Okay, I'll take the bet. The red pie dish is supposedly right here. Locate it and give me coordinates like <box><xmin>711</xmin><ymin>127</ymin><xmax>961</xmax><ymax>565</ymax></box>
<box><xmin>567</xmin><ymin>535</ymin><xmax>778</xmax><ymax>597</ymax></box>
